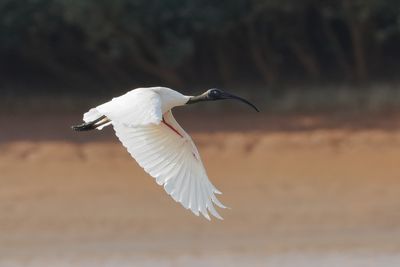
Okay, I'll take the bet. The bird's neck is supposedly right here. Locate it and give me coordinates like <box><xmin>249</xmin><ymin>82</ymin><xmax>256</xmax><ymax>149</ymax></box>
<box><xmin>186</xmin><ymin>94</ymin><xmax>208</xmax><ymax>105</ymax></box>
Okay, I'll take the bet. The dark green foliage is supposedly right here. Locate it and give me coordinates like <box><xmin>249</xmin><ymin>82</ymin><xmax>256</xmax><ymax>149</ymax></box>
<box><xmin>1</xmin><ymin>0</ymin><xmax>400</xmax><ymax>92</ymax></box>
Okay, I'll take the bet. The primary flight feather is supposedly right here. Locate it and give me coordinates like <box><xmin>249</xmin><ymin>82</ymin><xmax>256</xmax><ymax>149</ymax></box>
<box><xmin>72</xmin><ymin>87</ymin><xmax>259</xmax><ymax>220</ymax></box>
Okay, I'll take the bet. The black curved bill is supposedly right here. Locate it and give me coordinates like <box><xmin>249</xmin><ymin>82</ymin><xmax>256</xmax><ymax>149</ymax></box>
<box><xmin>221</xmin><ymin>92</ymin><xmax>260</xmax><ymax>112</ymax></box>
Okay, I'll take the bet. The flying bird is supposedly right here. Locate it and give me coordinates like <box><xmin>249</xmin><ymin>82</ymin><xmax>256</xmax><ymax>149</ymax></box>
<box><xmin>72</xmin><ymin>87</ymin><xmax>259</xmax><ymax>220</ymax></box>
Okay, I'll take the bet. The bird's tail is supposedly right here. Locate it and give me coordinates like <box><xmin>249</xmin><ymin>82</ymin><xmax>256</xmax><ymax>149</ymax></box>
<box><xmin>71</xmin><ymin>115</ymin><xmax>110</xmax><ymax>131</ymax></box>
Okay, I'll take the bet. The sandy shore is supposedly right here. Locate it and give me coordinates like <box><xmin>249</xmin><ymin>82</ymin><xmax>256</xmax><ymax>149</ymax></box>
<box><xmin>1</xmin><ymin>126</ymin><xmax>400</xmax><ymax>266</ymax></box>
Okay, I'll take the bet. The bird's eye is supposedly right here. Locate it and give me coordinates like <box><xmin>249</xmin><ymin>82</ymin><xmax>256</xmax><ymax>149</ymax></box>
<box><xmin>209</xmin><ymin>89</ymin><xmax>220</xmax><ymax>97</ymax></box>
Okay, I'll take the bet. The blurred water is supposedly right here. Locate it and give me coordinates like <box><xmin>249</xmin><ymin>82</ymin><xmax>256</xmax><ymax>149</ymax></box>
<box><xmin>2</xmin><ymin>251</ymin><xmax>400</xmax><ymax>267</ymax></box>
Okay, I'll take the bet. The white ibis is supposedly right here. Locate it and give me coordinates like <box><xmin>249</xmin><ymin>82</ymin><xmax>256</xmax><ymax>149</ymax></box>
<box><xmin>72</xmin><ymin>87</ymin><xmax>259</xmax><ymax>220</ymax></box>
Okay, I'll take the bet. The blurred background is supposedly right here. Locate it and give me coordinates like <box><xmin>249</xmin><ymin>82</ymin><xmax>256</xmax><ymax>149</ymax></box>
<box><xmin>1</xmin><ymin>1</ymin><xmax>400</xmax><ymax>266</ymax></box>
<box><xmin>3</xmin><ymin>0</ymin><xmax>400</xmax><ymax>111</ymax></box>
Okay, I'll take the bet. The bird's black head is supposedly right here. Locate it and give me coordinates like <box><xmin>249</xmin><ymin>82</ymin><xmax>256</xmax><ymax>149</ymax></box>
<box><xmin>187</xmin><ymin>88</ymin><xmax>259</xmax><ymax>112</ymax></box>
<box><xmin>206</xmin><ymin>88</ymin><xmax>224</xmax><ymax>100</ymax></box>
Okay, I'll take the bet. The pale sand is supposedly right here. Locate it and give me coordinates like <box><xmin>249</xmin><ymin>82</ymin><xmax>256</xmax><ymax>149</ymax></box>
<box><xmin>1</xmin><ymin>130</ymin><xmax>400</xmax><ymax>266</ymax></box>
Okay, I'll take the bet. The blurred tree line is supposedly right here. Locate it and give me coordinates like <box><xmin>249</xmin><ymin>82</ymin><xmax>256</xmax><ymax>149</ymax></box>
<box><xmin>1</xmin><ymin>0</ymin><xmax>400</xmax><ymax>93</ymax></box>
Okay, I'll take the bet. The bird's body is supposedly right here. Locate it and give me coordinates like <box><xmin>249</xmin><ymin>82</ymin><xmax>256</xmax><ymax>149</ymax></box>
<box><xmin>72</xmin><ymin>86</ymin><xmax>258</xmax><ymax>220</ymax></box>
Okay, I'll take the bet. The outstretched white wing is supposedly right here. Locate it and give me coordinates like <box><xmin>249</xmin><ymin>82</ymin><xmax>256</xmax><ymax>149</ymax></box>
<box><xmin>84</xmin><ymin>89</ymin><xmax>162</xmax><ymax>127</ymax></box>
<box><xmin>113</xmin><ymin>110</ymin><xmax>226</xmax><ymax>220</ymax></box>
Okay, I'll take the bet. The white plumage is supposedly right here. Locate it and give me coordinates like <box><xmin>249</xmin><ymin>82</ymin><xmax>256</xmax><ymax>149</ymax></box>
<box><xmin>82</xmin><ymin>87</ymin><xmax>226</xmax><ymax>220</ymax></box>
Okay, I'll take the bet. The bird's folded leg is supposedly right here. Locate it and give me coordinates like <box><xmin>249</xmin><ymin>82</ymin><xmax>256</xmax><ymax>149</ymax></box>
<box><xmin>71</xmin><ymin>115</ymin><xmax>110</xmax><ymax>131</ymax></box>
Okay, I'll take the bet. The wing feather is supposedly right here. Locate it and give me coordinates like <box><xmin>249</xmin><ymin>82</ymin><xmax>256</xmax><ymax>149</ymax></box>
<box><xmin>85</xmin><ymin>89</ymin><xmax>162</xmax><ymax>127</ymax></box>
<box><xmin>112</xmin><ymin>110</ymin><xmax>225</xmax><ymax>220</ymax></box>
